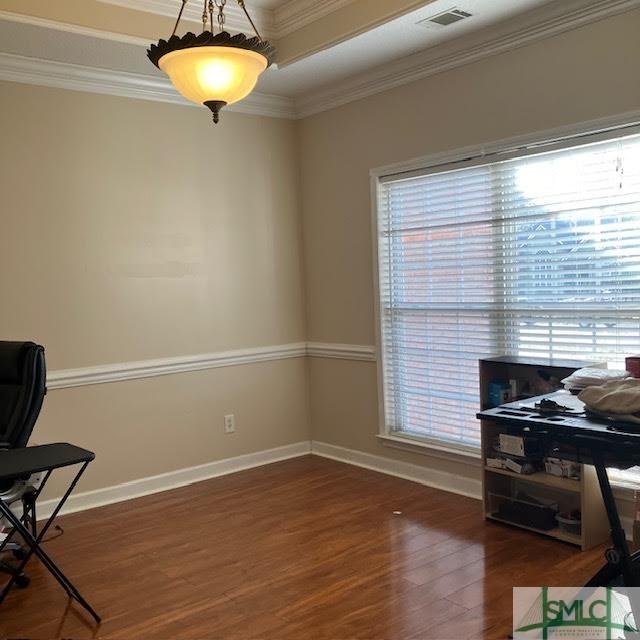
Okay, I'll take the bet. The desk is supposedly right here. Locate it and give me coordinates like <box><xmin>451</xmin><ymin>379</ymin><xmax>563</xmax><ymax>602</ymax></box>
<box><xmin>478</xmin><ymin>392</ymin><xmax>640</xmax><ymax>587</ymax></box>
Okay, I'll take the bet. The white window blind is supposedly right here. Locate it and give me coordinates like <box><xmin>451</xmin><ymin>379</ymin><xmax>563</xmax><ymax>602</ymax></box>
<box><xmin>376</xmin><ymin>131</ymin><xmax>640</xmax><ymax>452</ymax></box>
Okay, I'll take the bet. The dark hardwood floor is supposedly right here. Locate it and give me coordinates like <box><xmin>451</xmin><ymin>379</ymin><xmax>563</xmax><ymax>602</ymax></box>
<box><xmin>0</xmin><ymin>455</ymin><xmax>606</xmax><ymax>639</ymax></box>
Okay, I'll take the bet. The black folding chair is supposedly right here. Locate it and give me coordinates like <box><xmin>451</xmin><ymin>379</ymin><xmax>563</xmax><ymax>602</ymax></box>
<box><xmin>0</xmin><ymin>342</ymin><xmax>100</xmax><ymax>623</ymax></box>
<box><xmin>0</xmin><ymin>341</ymin><xmax>47</xmax><ymax>586</ymax></box>
<box><xmin>0</xmin><ymin>444</ymin><xmax>100</xmax><ymax>623</ymax></box>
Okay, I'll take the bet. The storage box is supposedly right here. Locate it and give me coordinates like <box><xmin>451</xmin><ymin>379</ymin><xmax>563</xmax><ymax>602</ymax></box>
<box><xmin>504</xmin><ymin>458</ymin><xmax>525</xmax><ymax>474</ymax></box>
<box><xmin>489</xmin><ymin>381</ymin><xmax>512</xmax><ymax>407</ymax></box>
<box><xmin>556</xmin><ymin>512</ymin><xmax>582</xmax><ymax>536</ymax></box>
<box><xmin>499</xmin><ymin>434</ymin><xmax>525</xmax><ymax>457</ymax></box>
<box><xmin>544</xmin><ymin>457</ymin><xmax>580</xmax><ymax>480</ymax></box>
<box><xmin>489</xmin><ymin>491</ymin><xmax>558</xmax><ymax>530</ymax></box>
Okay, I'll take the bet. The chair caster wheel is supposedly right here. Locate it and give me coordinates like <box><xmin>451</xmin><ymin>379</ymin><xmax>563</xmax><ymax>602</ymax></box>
<box><xmin>14</xmin><ymin>573</ymin><xmax>30</xmax><ymax>589</ymax></box>
<box><xmin>12</xmin><ymin>548</ymin><xmax>27</xmax><ymax>560</ymax></box>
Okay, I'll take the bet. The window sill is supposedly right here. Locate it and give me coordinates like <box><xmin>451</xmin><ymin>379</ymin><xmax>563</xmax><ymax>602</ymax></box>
<box><xmin>377</xmin><ymin>433</ymin><xmax>482</xmax><ymax>466</ymax></box>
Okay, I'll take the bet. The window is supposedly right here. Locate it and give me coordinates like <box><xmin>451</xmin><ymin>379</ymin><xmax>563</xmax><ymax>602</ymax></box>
<box><xmin>375</xmin><ymin>130</ymin><xmax>640</xmax><ymax>453</ymax></box>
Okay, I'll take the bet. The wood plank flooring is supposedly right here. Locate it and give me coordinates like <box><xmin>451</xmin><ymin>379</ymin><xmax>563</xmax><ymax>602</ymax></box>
<box><xmin>0</xmin><ymin>455</ymin><xmax>607</xmax><ymax>639</ymax></box>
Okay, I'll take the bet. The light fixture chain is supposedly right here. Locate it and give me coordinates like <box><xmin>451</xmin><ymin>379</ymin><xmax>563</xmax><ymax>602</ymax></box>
<box><xmin>202</xmin><ymin>0</ymin><xmax>208</xmax><ymax>31</ymax></box>
<box><xmin>171</xmin><ymin>0</ymin><xmax>189</xmax><ymax>37</ymax></box>
<box><xmin>237</xmin><ymin>0</ymin><xmax>263</xmax><ymax>42</ymax></box>
<box><xmin>150</xmin><ymin>0</ymin><xmax>273</xmax><ymax>125</ymax></box>
<box><xmin>214</xmin><ymin>0</ymin><xmax>227</xmax><ymax>33</ymax></box>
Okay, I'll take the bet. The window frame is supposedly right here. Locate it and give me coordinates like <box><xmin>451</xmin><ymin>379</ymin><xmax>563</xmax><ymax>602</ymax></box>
<box><xmin>370</xmin><ymin>113</ymin><xmax>640</xmax><ymax>459</ymax></box>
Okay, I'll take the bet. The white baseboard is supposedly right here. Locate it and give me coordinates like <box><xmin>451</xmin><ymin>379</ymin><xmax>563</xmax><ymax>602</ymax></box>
<box><xmin>311</xmin><ymin>440</ymin><xmax>482</xmax><ymax>500</ymax></box>
<box><xmin>36</xmin><ymin>439</ymin><xmax>480</xmax><ymax>521</ymax></box>
<box><xmin>35</xmin><ymin>438</ymin><xmax>638</xmax><ymax>544</ymax></box>
<box><xmin>38</xmin><ymin>441</ymin><xmax>311</xmax><ymax>519</ymax></box>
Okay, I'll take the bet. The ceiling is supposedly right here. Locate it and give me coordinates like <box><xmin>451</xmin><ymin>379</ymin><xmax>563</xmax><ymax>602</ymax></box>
<box><xmin>259</xmin><ymin>0</ymin><xmax>553</xmax><ymax>96</ymax></box>
<box><xmin>0</xmin><ymin>0</ymin><xmax>635</xmax><ymax>118</ymax></box>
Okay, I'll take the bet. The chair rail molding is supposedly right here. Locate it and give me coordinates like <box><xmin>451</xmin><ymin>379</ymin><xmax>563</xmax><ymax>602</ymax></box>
<box><xmin>47</xmin><ymin>343</ymin><xmax>308</xmax><ymax>390</ymax></box>
<box><xmin>46</xmin><ymin>342</ymin><xmax>376</xmax><ymax>390</ymax></box>
<box><xmin>306</xmin><ymin>342</ymin><xmax>376</xmax><ymax>362</ymax></box>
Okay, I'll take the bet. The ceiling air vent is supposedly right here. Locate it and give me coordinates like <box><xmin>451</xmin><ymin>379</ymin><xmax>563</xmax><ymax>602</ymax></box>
<box><xmin>419</xmin><ymin>8</ymin><xmax>472</xmax><ymax>27</ymax></box>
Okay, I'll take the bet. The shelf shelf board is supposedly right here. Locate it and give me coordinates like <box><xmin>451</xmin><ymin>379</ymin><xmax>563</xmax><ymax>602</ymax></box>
<box><xmin>484</xmin><ymin>466</ymin><xmax>581</xmax><ymax>492</ymax></box>
<box><xmin>486</xmin><ymin>514</ymin><xmax>582</xmax><ymax>546</ymax></box>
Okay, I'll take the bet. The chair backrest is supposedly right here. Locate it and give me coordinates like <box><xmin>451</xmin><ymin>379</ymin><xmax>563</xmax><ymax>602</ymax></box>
<box><xmin>0</xmin><ymin>342</ymin><xmax>46</xmax><ymax>449</ymax></box>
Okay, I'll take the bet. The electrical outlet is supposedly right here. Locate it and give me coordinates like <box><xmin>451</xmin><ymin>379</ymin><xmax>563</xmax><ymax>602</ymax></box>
<box><xmin>224</xmin><ymin>414</ymin><xmax>235</xmax><ymax>434</ymax></box>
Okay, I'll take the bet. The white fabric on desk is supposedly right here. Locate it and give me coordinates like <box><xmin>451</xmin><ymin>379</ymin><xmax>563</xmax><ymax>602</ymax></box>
<box><xmin>562</xmin><ymin>368</ymin><xmax>631</xmax><ymax>390</ymax></box>
<box><xmin>579</xmin><ymin>379</ymin><xmax>640</xmax><ymax>419</ymax></box>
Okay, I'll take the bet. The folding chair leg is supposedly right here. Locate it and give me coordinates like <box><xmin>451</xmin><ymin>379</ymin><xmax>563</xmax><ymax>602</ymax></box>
<box><xmin>8</xmin><ymin>521</ymin><xmax>99</xmax><ymax>622</ymax></box>
<box><xmin>0</xmin><ymin>462</ymin><xmax>100</xmax><ymax>624</ymax></box>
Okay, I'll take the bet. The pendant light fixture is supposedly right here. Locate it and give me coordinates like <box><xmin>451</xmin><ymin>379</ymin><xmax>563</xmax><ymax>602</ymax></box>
<box><xmin>148</xmin><ymin>0</ymin><xmax>275</xmax><ymax>124</ymax></box>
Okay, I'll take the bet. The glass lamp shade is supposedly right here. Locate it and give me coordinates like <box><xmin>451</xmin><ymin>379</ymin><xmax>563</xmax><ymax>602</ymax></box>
<box><xmin>159</xmin><ymin>46</ymin><xmax>268</xmax><ymax>107</ymax></box>
<box><xmin>148</xmin><ymin>31</ymin><xmax>275</xmax><ymax>124</ymax></box>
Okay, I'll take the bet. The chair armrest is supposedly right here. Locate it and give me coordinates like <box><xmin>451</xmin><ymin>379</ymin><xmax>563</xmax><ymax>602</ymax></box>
<box><xmin>0</xmin><ymin>444</ymin><xmax>95</xmax><ymax>482</ymax></box>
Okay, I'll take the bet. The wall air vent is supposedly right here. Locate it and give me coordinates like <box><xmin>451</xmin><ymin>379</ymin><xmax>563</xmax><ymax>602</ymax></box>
<box><xmin>419</xmin><ymin>8</ymin><xmax>472</xmax><ymax>27</ymax></box>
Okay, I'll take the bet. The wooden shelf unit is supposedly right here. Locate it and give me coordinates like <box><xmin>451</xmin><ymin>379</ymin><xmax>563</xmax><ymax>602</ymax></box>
<box><xmin>479</xmin><ymin>356</ymin><xmax>609</xmax><ymax>551</ymax></box>
<box><xmin>484</xmin><ymin>466</ymin><xmax>581</xmax><ymax>492</ymax></box>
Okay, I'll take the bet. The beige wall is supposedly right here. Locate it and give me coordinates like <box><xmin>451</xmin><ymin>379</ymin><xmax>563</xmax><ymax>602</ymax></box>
<box><xmin>298</xmin><ymin>10</ymin><xmax>640</xmax><ymax>481</ymax></box>
<box><xmin>0</xmin><ymin>81</ymin><xmax>310</xmax><ymax>496</ymax></box>
<box><xmin>41</xmin><ymin>359</ymin><xmax>309</xmax><ymax>495</ymax></box>
<box><xmin>1</xmin><ymin>83</ymin><xmax>306</xmax><ymax>367</ymax></box>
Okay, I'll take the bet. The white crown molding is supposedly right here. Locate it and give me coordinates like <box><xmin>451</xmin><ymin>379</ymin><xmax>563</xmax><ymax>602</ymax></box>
<box><xmin>0</xmin><ymin>52</ymin><xmax>296</xmax><ymax>119</ymax></box>
<box><xmin>2</xmin><ymin>0</ymin><xmax>637</xmax><ymax>120</ymax></box>
<box><xmin>97</xmin><ymin>0</ymin><xmax>355</xmax><ymax>39</ymax></box>
<box><xmin>295</xmin><ymin>0</ymin><xmax>640</xmax><ymax>118</ymax></box>
<box><xmin>0</xmin><ymin>10</ymin><xmax>151</xmax><ymax>46</ymax></box>
<box><xmin>38</xmin><ymin>441</ymin><xmax>312</xmax><ymax>519</ymax></box>
<box><xmin>97</xmin><ymin>0</ymin><xmax>276</xmax><ymax>38</ymax></box>
<box><xmin>47</xmin><ymin>342</ymin><xmax>308</xmax><ymax>390</ymax></box>
<box><xmin>274</xmin><ymin>0</ymin><xmax>356</xmax><ymax>38</ymax></box>
<box><xmin>306</xmin><ymin>342</ymin><xmax>376</xmax><ymax>362</ymax></box>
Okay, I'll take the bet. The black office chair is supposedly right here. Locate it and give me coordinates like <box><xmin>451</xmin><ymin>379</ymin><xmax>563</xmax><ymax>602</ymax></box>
<box><xmin>0</xmin><ymin>341</ymin><xmax>99</xmax><ymax>622</ymax></box>
<box><xmin>0</xmin><ymin>341</ymin><xmax>47</xmax><ymax>588</ymax></box>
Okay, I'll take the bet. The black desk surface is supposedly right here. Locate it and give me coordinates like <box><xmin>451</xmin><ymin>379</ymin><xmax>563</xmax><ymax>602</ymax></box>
<box><xmin>478</xmin><ymin>391</ymin><xmax>640</xmax><ymax>466</ymax></box>
<box><xmin>0</xmin><ymin>443</ymin><xmax>95</xmax><ymax>480</ymax></box>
